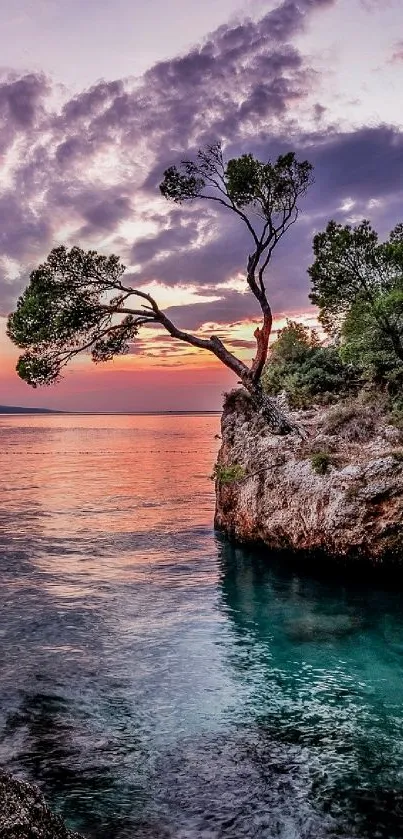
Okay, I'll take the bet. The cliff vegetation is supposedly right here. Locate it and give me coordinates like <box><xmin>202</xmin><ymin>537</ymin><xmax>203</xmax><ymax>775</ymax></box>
<box><xmin>215</xmin><ymin>218</ymin><xmax>403</xmax><ymax>564</ymax></box>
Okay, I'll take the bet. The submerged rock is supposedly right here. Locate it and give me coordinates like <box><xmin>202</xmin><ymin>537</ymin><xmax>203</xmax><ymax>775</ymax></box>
<box><xmin>284</xmin><ymin>613</ymin><xmax>363</xmax><ymax>642</ymax></box>
<box><xmin>0</xmin><ymin>770</ymin><xmax>82</xmax><ymax>838</ymax></box>
<box><xmin>215</xmin><ymin>389</ymin><xmax>403</xmax><ymax>566</ymax></box>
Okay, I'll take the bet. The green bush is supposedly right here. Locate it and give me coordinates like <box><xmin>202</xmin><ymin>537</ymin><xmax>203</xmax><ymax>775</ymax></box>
<box><xmin>212</xmin><ymin>463</ymin><xmax>246</xmax><ymax>484</ymax></box>
<box><xmin>309</xmin><ymin>219</ymin><xmax>403</xmax><ymax>384</ymax></box>
<box><xmin>310</xmin><ymin>451</ymin><xmax>332</xmax><ymax>475</ymax></box>
<box><xmin>262</xmin><ymin>321</ymin><xmax>354</xmax><ymax>408</ymax></box>
<box><xmin>340</xmin><ymin>288</ymin><xmax>403</xmax><ymax>391</ymax></box>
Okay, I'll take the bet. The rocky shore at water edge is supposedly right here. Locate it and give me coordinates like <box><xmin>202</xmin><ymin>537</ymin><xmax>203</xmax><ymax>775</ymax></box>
<box><xmin>215</xmin><ymin>389</ymin><xmax>403</xmax><ymax>566</ymax></box>
<box><xmin>0</xmin><ymin>770</ymin><xmax>83</xmax><ymax>839</ymax></box>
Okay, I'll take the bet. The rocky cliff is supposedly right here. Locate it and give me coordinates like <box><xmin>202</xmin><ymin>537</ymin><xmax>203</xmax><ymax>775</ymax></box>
<box><xmin>0</xmin><ymin>770</ymin><xmax>82</xmax><ymax>839</ymax></box>
<box><xmin>214</xmin><ymin>389</ymin><xmax>403</xmax><ymax>566</ymax></box>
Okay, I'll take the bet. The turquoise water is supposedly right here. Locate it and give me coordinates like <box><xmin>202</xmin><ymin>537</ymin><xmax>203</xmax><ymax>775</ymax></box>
<box><xmin>0</xmin><ymin>413</ymin><xmax>403</xmax><ymax>837</ymax></box>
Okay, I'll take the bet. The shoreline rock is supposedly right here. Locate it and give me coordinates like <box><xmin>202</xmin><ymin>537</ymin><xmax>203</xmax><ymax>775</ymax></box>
<box><xmin>214</xmin><ymin>389</ymin><xmax>403</xmax><ymax>567</ymax></box>
<box><xmin>0</xmin><ymin>770</ymin><xmax>83</xmax><ymax>839</ymax></box>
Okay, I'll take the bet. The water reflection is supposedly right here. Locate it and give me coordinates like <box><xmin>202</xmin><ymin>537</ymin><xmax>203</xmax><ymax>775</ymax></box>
<box><xmin>2</xmin><ymin>685</ymin><xmax>149</xmax><ymax>838</ymax></box>
<box><xmin>217</xmin><ymin>539</ymin><xmax>403</xmax><ymax>837</ymax></box>
<box><xmin>0</xmin><ymin>413</ymin><xmax>218</xmax><ymax>538</ymax></box>
<box><xmin>1</xmin><ymin>416</ymin><xmax>403</xmax><ymax>837</ymax></box>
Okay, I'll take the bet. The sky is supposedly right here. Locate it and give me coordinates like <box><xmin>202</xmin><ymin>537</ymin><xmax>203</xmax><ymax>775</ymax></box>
<box><xmin>0</xmin><ymin>0</ymin><xmax>402</xmax><ymax>411</ymax></box>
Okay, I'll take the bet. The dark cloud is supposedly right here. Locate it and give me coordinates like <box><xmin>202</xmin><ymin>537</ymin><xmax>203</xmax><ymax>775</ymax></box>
<box><xmin>0</xmin><ymin>0</ymin><xmax>336</xmax><ymax>315</ymax></box>
<box><xmin>55</xmin><ymin>135</ymin><xmax>95</xmax><ymax>167</ymax></box>
<box><xmin>43</xmin><ymin>0</ymin><xmax>335</xmax><ymax>172</ymax></box>
<box><xmin>131</xmin><ymin>209</ymin><xmax>206</xmax><ymax>265</ymax></box>
<box><xmin>128</xmin><ymin>124</ymin><xmax>403</xmax><ymax>327</ymax></box>
<box><xmin>226</xmin><ymin>338</ymin><xmax>257</xmax><ymax>349</ymax></box>
<box><xmin>310</xmin><ymin>125</ymin><xmax>403</xmax><ymax>202</ymax></box>
<box><xmin>0</xmin><ymin>192</ymin><xmax>51</xmax><ymax>261</ymax></box>
<box><xmin>61</xmin><ymin>79</ymin><xmax>124</xmax><ymax>123</ymax></box>
<box><xmin>0</xmin><ymin>72</ymin><xmax>49</xmax><ymax>154</ymax></box>
<box><xmin>0</xmin><ymin>72</ymin><xmax>48</xmax><ymax>129</ymax></box>
<box><xmin>82</xmin><ymin>196</ymin><xmax>132</xmax><ymax>231</ymax></box>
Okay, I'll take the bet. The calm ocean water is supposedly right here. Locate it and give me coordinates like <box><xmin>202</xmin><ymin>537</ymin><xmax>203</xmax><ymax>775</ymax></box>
<box><xmin>1</xmin><ymin>413</ymin><xmax>403</xmax><ymax>838</ymax></box>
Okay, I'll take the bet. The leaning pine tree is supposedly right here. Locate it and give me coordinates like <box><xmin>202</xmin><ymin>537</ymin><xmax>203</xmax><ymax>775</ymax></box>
<box><xmin>8</xmin><ymin>143</ymin><xmax>313</xmax><ymax>433</ymax></box>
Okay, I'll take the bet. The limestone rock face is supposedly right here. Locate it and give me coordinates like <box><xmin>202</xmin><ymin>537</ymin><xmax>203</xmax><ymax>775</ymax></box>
<box><xmin>214</xmin><ymin>390</ymin><xmax>403</xmax><ymax>565</ymax></box>
<box><xmin>0</xmin><ymin>770</ymin><xmax>83</xmax><ymax>839</ymax></box>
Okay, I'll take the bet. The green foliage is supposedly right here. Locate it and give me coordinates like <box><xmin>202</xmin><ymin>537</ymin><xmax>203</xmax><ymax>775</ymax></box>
<box><xmin>309</xmin><ymin>220</ymin><xmax>378</xmax><ymax>334</ymax></box>
<box><xmin>269</xmin><ymin>320</ymin><xmax>320</xmax><ymax>362</ymax></box>
<box><xmin>7</xmin><ymin>246</ymin><xmax>139</xmax><ymax>387</ymax></box>
<box><xmin>225</xmin><ymin>153</ymin><xmax>260</xmax><ymax>206</ymax></box>
<box><xmin>159</xmin><ymin>164</ymin><xmax>205</xmax><ymax>202</ymax></box>
<box><xmin>225</xmin><ymin>152</ymin><xmax>313</xmax><ymax>212</ymax></box>
<box><xmin>310</xmin><ymin>451</ymin><xmax>332</xmax><ymax>475</ymax></box>
<box><xmin>261</xmin><ymin>321</ymin><xmax>351</xmax><ymax>408</ymax></box>
<box><xmin>160</xmin><ymin>143</ymin><xmax>313</xmax><ymax>227</ymax></box>
<box><xmin>340</xmin><ymin>295</ymin><xmax>403</xmax><ymax>391</ymax></box>
<box><xmin>212</xmin><ymin>463</ymin><xmax>246</xmax><ymax>484</ymax></box>
<box><xmin>308</xmin><ymin>220</ymin><xmax>403</xmax><ymax>373</ymax></box>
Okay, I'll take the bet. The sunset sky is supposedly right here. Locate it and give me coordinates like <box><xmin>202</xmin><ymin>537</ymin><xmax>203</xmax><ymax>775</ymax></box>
<box><xmin>0</xmin><ymin>0</ymin><xmax>402</xmax><ymax>411</ymax></box>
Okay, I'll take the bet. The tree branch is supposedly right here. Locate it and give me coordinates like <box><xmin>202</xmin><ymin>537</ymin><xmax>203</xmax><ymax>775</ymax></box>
<box><xmin>198</xmin><ymin>195</ymin><xmax>260</xmax><ymax>247</ymax></box>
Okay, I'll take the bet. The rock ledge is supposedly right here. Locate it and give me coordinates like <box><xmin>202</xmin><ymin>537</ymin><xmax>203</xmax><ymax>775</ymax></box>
<box><xmin>0</xmin><ymin>770</ymin><xmax>83</xmax><ymax>839</ymax></box>
<box><xmin>215</xmin><ymin>389</ymin><xmax>403</xmax><ymax>566</ymax></box>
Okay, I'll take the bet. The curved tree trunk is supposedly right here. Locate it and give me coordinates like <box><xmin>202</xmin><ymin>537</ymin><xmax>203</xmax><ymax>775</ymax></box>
<box><xmin>250</xmin><ymin>310</ymin><xmax>272</xmax><ymax>383</ymax></box>
<box><xmin>242</xmin><ymin>379</ymin><xmax>302</xmax><ymax>436</ymax></box>
<box><xmin>159</xmin><ymin>303</ymin><xmax>299</xmax><ymax>435</ymax></box>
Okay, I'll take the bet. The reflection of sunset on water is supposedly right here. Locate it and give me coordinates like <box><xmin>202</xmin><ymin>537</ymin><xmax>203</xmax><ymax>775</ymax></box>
<box><xmin>0</xmin><ymin>414</ymin><xmax>221</xmax><ymax>601</ymax></box>
<box><xmin>2</xmin><ymin>414</ymin><xmax>403</xmax><ymax>839</ymax></box>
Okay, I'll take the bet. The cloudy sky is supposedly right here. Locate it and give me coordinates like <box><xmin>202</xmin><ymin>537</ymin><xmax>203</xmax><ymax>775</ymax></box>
<box><xmin>0</xmin><ymin>0</ymin><xmax>402</xmax><ymax>410</ymax></box>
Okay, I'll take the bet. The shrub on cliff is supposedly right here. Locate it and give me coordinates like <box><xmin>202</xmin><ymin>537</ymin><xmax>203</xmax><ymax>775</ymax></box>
<box><xmin>310</xmin><ymin>451</ymin><xmax>333</xmax><ymax>475</ymax></box>
<box><xmin>340</xmin><ymin>296</ymin><xmax>403</xmax><ymax>395</ymax></box>
<box><xmin>261</xmin><ymin>321</ymin><xmax>352</xmax><ymax>408</ymax></box>
<box><xmin>212</xmin><ymin>463</ymin><xmax>246</xmax><ymax>484</ymax></box>
<box><xmin>309</xmin><ymin>220</ymin><xmax>403</xmax><ymax>379</ymax></box>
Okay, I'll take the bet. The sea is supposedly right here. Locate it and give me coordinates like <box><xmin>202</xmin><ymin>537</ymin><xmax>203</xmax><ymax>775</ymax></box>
<box><xmin>0</xmin><ymin>412</ymin><xmax>403</xmax><ymax>838</ymax></box>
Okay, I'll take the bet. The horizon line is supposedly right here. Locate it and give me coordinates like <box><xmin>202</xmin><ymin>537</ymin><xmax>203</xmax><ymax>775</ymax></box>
<box><xmin>0</xmin><ymin>407</ymin><xmax>222</xmax><ymax>415</ymax></box>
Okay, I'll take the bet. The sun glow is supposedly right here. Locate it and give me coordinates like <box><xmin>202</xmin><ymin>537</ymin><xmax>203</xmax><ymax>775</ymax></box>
<box><xmin>135</xmin><ymin>281</ymin><xmax>220</xmax><ymax>310</ymax></box>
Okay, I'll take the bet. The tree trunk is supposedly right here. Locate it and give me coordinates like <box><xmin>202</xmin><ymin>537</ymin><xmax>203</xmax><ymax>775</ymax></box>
<box><xmin>250</xmin><ymin>310</ymin><xmax>272</xmax><ymax>383</ymax></box>
<box><xmin>389</xmin><ymin>329</ymin><xmax>403</xmax><ymax>363</ymax></box>
<box><xmin>157</xmin><ymin>306</ymin><xmax>301</xmax><ymax>435</ymax></box>
<box><xmin>239</xmin><ymin>377</ymin><xmax>301</xmax><ymax>436</ymax></box>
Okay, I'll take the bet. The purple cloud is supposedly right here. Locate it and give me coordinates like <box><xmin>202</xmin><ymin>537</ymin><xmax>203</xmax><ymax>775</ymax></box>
<box><xmin>1</xmin><ymin>0</ymin><xmax>402</xmax><ymax>339</ymax></box>
<box><xmin>0</xmin><ymin>72</ymin><xmax>49</xmax><ymax>154</ymax></box>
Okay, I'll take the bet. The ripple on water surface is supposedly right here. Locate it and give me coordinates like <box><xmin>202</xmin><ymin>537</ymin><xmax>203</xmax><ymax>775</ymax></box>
<box><xmin>0</xmin><ymin>414</ymin><xmax>403</xmax><ymax>838</ymax></box>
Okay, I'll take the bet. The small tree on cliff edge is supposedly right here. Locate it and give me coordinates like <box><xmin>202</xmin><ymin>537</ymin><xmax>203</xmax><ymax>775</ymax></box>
<box><xmin>309</xmin><ymin>219</ymin><xmax>403</xmax><ymax>370</ymax></box>
<box><xmin>8</xmin><ymin>142</ymin><xmax>313</xmax><ymax>432</ymax></box>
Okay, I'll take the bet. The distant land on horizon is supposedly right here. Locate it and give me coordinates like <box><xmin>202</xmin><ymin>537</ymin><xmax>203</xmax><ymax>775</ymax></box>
<box><xmin>0</xmin><ymin>404</ymin><xmax>62</xmax><ymax>414</ymax></box>
<box><xmin>0</xmin><ymin>404</ymin><xmax>221</xmax><ymax>415</ymax></box>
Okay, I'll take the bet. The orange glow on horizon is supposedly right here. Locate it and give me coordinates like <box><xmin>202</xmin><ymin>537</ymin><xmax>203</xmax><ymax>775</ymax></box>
<box><xmin>0</xmin><ymin>311</ymin><xmax>320</xmax><ymax>373</ymax></box>
<box><xmin>0</xmin><ymin>309</ymin><xmax>320</xmax><ymax>410</ymax></box>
